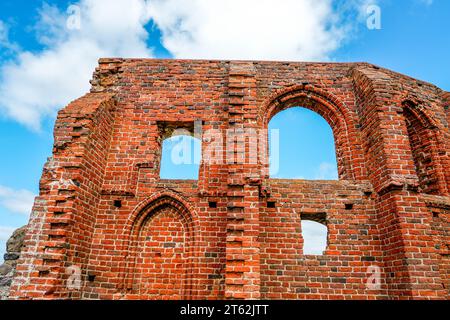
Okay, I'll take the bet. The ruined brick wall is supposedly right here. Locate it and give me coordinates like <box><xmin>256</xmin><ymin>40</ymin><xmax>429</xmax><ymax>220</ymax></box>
<box><xmin>9</xmin><ymin>59</ymin><xmax>450</xmax><ymax>300</ymax></box>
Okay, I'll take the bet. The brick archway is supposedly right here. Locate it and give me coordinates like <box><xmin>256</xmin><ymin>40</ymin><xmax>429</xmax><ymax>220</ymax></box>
<box><xmin>259</xmin><ymin>85</ymin><xmax>366</xmax><ymax>181</ymax></box>
<box><xmin>122</xmin><ymin>193</ymin><xmax>198</xmax><ymax>299</ymax></box>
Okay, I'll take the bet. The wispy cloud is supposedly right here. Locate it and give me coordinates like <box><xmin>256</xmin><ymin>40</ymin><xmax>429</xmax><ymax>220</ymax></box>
<box><xmin>315</xmin><ymin>162</ymin><xmax>338</xmax><ymax>180</ymax></box>
<box><xmin>0</xmin><ymin>20</ymin><xmax>9</xmax><ymax>47</ymax></box>
<box><xmin>0</xmin><ymin>20</ymin><xmax>19</xmax><ymax>55</ymax></box>
<box><xmin>419</xmin><ymin>0</ymin><xmax>433</xmax><ymax>5</ymax></box>
<box><xmin>0</xmin><ymin>226</ymin><xmax>17</xmax><ymax>264</ymax></box>
<box><xmin>0</xmin><ymin>225</ymin><xmax>16</xmax><ymax>241</ymax></box>
<box><xmin>0</xmin><ymin>185</ymin><xmax>35</xmax><ymax>216</ymax></box>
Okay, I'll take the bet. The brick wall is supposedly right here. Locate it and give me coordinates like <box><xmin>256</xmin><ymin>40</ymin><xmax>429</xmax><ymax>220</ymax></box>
<box><xmin>9</xmin><ymin>59</ymin><xmax>450</xmax><ymax>300</ymax></box>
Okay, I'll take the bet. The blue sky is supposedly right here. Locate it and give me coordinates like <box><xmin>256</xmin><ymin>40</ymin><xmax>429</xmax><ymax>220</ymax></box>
<box><xmin>0</xmin><ymin>0</ymin><xmax>449</xmax><ymax>259</ymax></box>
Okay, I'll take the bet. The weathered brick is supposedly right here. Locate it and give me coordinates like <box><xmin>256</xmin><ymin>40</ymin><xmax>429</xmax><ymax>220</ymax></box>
<box><xmin>7</xmin><ymin>59</ymin><xmax>450</xmax><ymax>301</ymax></box>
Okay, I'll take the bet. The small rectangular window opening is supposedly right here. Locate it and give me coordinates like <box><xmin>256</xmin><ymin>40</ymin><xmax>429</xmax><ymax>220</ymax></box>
<box><xmin>209</xmin><ymin>201</ymin><xmax>217</xmax><ymax>208</ymax></box>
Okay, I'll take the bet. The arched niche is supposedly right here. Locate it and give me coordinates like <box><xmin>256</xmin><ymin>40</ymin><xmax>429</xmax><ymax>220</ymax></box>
<box><xmin>402</xmin><ymin>100</ymin><xmax>448</xmax><ymax>195</ymax></box>
<box><xmin>123</xmin><ymin>194</ymin><xmax>198</xmax><ymax>299</ymax></box>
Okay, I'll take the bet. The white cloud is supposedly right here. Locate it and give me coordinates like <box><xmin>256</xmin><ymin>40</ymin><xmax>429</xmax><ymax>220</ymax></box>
<box><xmin>302</xmin><ymin>220</ymin><xmax>328</xmax><ymax>255</ymax></box>
<box><xmin>0</xmin><ymin>0</ymin><xmax>154</xmax><ymax>130</ymax></box>
<box><xmin>1</xmin><ymin>0</ymin><xmax>378</xmax><ymax>130</ymax></box>
<box><xmin>148</xmin><ymin>0</ymin><xmax>381</xmax><ymax>60</ymax></box>
<box><xmin>0</xmin><ymin>185</ymin><xmax>36</xmax><ymax>216</ymax></box>
<box><xmin>149</xmin><ymin>0</ymin><xmax>348</xmax><ymax>61</ymax></box>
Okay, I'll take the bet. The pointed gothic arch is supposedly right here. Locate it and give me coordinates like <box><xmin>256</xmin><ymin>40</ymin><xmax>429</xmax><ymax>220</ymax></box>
<box><xmin>122</xmin><ymin>193</ymin><xmax>198</xmax><ymax>299</ymax></box>
<box><xmin>402</xmin><ymin>100</ymin><xmax>448</xmax><ymax>195</ymax></box>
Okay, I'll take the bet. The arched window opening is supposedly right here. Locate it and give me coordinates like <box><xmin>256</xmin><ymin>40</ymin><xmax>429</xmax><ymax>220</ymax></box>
<box><xmin>404</xmin><ymin>106</ymin><xmax>440</xmax><ymax>194</ymax></box>
<box><xmin>301</xmin><ymin>217</ymin><xmax>328</xmax><ymax>256</ymax></box>
<box><xmin>159</xmin><ymin>134</ymin><xmax>201</xmax><ymax>180</ymax></box>
<box><xmin>268</xmin><ymin>107</ymin><xmax>338</xmax><ymax>180</ymax></box>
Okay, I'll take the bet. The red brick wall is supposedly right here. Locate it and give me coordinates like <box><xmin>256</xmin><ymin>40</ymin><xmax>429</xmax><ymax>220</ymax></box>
<box><xmin>260</xmin><ymin>180</ymin><xmax>384</xmax><ymax>299</ymax></box>
<box><xmin>9</xmin><ymin>59</ymin><xmax>450</xmax><ymax>300</ymax></box>
<box><xmin>429</xmin><ymin>197</ymin><xmax>450</xmax><ymax>295</ymax></box>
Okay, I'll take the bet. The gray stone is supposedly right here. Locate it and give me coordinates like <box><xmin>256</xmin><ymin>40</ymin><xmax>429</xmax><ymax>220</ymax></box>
<box><xmin>0</xmin><ymin>264</ymin><xmax>12</xmax><ymax>276</ymax></box>
<box><xmin>4</xmin><ymin>253</ymin><xmax>20</xmax><ymax>261</ymax></box>
<box><xmin>0</xmin><ymin>277</ymin><xmax>12</xmax><ymax>287</ymax></box>
<box><xmin>0</xmin><ymin>287</ymin><xmax>10</xmax><ymax>300</ymax></box>
<box><xmin>6</xmin><ymin>226</ymin><xmax>27</xmax><ymax>253</ymax></box>
<box><xmin>0</xmin><ymin>225</ymin><xmax>27</xmax><ymax>300</ymax></box>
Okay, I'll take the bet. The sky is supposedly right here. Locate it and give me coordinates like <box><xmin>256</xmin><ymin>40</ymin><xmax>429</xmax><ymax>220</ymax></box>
<box><xmin>0</xmin><ymin>0</ymin><xmax>449</xmax><ymax>260</ymax></box>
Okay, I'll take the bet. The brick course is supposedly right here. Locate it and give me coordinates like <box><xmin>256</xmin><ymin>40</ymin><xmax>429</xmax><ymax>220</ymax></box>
<box><xmin>9</xmin><ymin>59</ymin><xmax>450</xmax><ymax>300</ymax></box>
